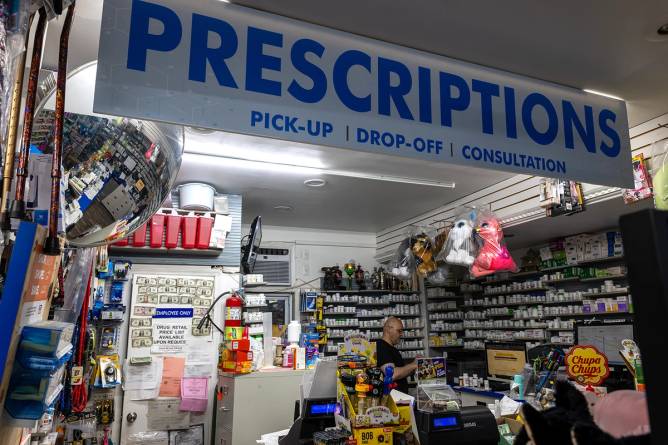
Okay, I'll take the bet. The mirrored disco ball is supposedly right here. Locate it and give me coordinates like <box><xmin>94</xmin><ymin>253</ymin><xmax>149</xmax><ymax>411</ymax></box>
<box><xmin>30</xmin><ymin>62</ymin><xmax>184</xmax><ymax>246</ymax></box>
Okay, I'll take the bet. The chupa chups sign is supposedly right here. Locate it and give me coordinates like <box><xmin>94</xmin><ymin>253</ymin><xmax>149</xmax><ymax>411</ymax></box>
<box><xmin>95</xmin><ymin>0</ymin><xmax>633</xmax><ymax>188</ymax></box>
<box><xmin>565</xmin><ymin>345</ymin><xmax>610</xmax><ymax>386</ymax></box>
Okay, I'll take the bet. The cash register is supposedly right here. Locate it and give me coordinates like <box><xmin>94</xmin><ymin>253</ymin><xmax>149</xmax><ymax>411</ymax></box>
<box><xmin>414</xmin><ymin>359</ymin><xmax>499</xmax><ymax>445</ymax></box>
<box><xmin>279</xmin><ymin>360</ymin><xmax>338</xmax><ymax>445</ymax></box>
<box><xmin>279</xmin><ymin>397</ymin><xmax>337</xmax><ymax>445</ymax></box>
<box><xmin>414</xmin><ymin>405</ymin><xmax>499</xmax><ymax>445</ymax></box>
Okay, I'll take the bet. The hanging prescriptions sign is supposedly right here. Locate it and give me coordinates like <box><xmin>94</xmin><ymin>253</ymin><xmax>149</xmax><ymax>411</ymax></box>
<box><xmin>94</xmin><ymin>0</ymin><xmax>633</xmax><ymax>188</ymax></box>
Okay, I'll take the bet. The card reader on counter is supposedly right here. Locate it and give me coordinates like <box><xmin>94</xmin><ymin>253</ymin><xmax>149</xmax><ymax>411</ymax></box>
<box><xmin>415</xmin><ymin>406</ymin><xmax>499</xmax><ymax>445</ymax></box>
<box><xmin>279</xmin><ymin>397</ymin><xmax>337</xmax><ymax>445</ymax></box>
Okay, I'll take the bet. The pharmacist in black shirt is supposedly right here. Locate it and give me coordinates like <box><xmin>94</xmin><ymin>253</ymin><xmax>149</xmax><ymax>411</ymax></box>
<box><xmin>374</xmin><ymin>316</ymin><xmax>418</xmax><ymax>394</ymax></box>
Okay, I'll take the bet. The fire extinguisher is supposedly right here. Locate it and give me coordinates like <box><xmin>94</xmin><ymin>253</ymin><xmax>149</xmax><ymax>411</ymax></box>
<box><xmin>224</xmin><ymin>292</ymin><xmax>243</xmax><ymax>327</ymax></box>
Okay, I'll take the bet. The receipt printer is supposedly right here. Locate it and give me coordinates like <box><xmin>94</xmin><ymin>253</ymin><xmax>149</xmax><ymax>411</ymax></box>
<box><xmin>415</xmin><ymin>406</ymin><xmax>499</xmax><ymax>445</ymax></box>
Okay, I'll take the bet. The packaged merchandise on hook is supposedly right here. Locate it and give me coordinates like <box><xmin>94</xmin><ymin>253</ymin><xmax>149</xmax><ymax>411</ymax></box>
<box><xmin>0</xmin><ymin>0</ymin><xmax>30</xmax><ymax>137</ymax></box>
<box><xmin>651</xmin><ymin>140</ymin><xmax>668</xmax><ymax>211</ymax></box>
<box><xmin>391</xmin><ymin>237</ymin><xmax>415</xmax><ymax>280</ymax></box>
<box><xmin>425</xmin><ymin>263</ymin><xmax>450</xmax><ymax>285</ymax></box>
<box><xmin>470</xmin><ymin>210</ymin><xmax>518</xmax><ymax>278</ymax></box>
<box><xmin>439</xmin><ymin>210</ymin><xmax>478</xmax><ymax>267</ymax></box>
<box><xmin>409</xmin><ymin>227</ymin><xmax>439</xmax><ymax>278</ymax></box>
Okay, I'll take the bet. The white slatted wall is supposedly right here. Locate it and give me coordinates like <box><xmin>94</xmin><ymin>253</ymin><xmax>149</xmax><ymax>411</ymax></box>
<box><xmin>376</xmin><ymin>112</ymin><xmax>668</xmax><ymax>262</ymax></box>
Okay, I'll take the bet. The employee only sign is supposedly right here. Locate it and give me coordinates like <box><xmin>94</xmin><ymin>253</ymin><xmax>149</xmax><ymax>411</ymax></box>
<box><xmin>95</xmin><ymin>0</ymin><xmax>633</xmax><ymax>187</ymax></box>
<box><xmin>152</xmin><ymin>307</ymin><xmax>193</xmax><ymax>354</ymax></box>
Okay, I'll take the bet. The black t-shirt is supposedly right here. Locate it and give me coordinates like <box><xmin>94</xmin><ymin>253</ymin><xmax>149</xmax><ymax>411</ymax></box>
<box><xmin>374</xmin><ymin>339</ymin><xmax>410</xmax><ymax>394</ymax></box>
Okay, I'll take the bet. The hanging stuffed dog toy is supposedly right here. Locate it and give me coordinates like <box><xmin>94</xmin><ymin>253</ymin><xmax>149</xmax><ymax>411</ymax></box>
<box><xmin>445</xmin><ymin>218</ymin><xmax>476</xmax><ymax>266</ymax></box>
<box><xmin>411</xmin><ymin>233</ymin><xmax>437</xmax><ymax>277</ymax></box>
<box><xmin>471</xmin><ymin>215</ymin><xmax>518</xmax><ymax>277</ymax></box>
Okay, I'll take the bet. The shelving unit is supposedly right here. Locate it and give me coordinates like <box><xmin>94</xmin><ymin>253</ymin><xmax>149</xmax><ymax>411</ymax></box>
<box><xmin>318</xmin><ymin>288</ymin><xmax>424</xmax><ymax>356</ymax></box>
<box><xmin>423</xmin><ymin>253</ymin><xmax>631</xmax><ymax>361</ymax></box>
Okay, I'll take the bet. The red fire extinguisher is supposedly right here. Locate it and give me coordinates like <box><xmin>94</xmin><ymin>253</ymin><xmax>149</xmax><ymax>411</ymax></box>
<box><xmin>224</xmin><ymin>292</ymin><xmax>243</xmax><ymax>327</ymax></box>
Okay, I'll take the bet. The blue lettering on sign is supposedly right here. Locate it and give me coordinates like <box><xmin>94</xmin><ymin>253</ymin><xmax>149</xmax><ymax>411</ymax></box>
<box><xmin>153</xmin><ymin>308</ymin><xmax>194</xmax><ymax>318</ymax></box>
<box><xmin>125</xmin><ymin>0</ymin><xmax>623</xmax><ymax>159</ymax></box>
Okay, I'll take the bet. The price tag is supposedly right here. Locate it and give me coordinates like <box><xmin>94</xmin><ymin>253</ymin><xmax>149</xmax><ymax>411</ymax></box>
<box><xmin>71</xmin><ymin>366</ymin><xmax>84</xmax><ymax>386</ymax></box>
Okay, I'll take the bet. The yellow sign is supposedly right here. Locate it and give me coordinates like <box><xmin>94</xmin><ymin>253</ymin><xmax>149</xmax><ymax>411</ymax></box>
<box><xmin>353</xmin><ymin>427</ymin><xmax>394</xmax><ymax>445</ymax></box>
<box><xmin>565</xmin><ymin>345</ymin><xmax>610</xmax><ymax>386</ymax></box>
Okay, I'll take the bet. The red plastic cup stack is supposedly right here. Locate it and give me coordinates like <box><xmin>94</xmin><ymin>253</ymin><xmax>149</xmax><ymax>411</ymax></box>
<box><xmin>164</xmin><ymin>210</ymin><xmax>182</xmax><ymax>249</ymax></box>
<box><xmin>196</xmin><ymin>213</ymin><xmax>214</xmax><ymax>249</ymax></box>
<box><xmin>181</xmin><ymin>212</ymin><xmax>198</xmax><ymax>249</ymax></box>
<box><xmin>132</xmin><ymin>222</ymin><xmax>148</xmax><ymax>247</ymax></box>
<box><xmin>150</xmin><ymin>213</ymin><xmax>166</xmax><ymax>248</ymax></box>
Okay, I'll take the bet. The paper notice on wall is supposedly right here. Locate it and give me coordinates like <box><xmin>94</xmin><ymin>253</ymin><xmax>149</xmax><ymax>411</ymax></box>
<box><xmin>123</xmin><ymin>357</ymin><xmax>162</xmax><ymax>391</ymax></box>
<box><xmin>152</xmin><ymin>307</ymin><xmax>193</xmax><ymax>354</ymax></box>
<box><xmin>179</xmin><ymin>377</ymin><xmax>208</xmax><ymax>412</ymax></box>
<box><xmin>146</xmin><ymin>399</ymin><xmax>190</xmax><ymax>431</ymax></box>
<box><xmin>127</xmin><ymin>431</ymin><xmax>169</xmax><ymax>445</ymax></box>
<box><xmin>184</xmin><ymin>362</ymin><xmax>213</xmax><ymax>378</ymax></box>
<box><xmin>186</xmin><ymin>349</ymin><xmax>213</xmax><ymax>364</ymax></box>
<box><xmin>169</xmin><ymin>424</ymin><xmax>204</xmax><ymax>445</ymax></box>
<box><xmin>159</xmin><ymin>356</ymin><xmax>185</xmax><ymax>397</ymax></box>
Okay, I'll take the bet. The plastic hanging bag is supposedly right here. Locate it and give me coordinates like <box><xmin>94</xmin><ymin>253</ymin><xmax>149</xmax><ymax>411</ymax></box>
<box><xmin>652</xmin><ymin>140</ymin><xmax>668</xmax><ymax>210</ymax></box>
<box><xmin>470</xmin><ymin>211</ymin><xmax>518</xmax><ymax>277</ymax></box>
<box><xmin>426</xmin><ymin>263</ymin><xmax>449</xmax><ymax>285</ymax></box>
<box><xmin>391</xmin><ymin>237</ymin><xmax>415</xmax><ymax>279</ymax></box>
<box><xmin>440</xmin><ymin>211</ymin><xmax>477</xmax><ymax>266</ymax></box>
<box><xmin>409</xmin><ymin>227</ymin><xmax>439</xmax><ymax>278</ymax></box>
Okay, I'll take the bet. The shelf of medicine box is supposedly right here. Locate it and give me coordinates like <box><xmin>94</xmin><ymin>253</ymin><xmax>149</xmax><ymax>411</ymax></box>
<box><xmin>324</xmin><ymin>324</ymin><xmax>360</xmax><ymax>328</ymax></box>
<box><xmin>397</xmin><ymin>347</ymin><xmax>425</xmax><ymax>351</ymax></box>
<box><xmin>425</xmin><ymin>294</ymin><xmax>461</xmax><ymax>300</ymax></box>
<box><xmin>402</xmin><ymin>335</ymin><xmax>425</xmax><ymax>339</ymax></box>
<box><xmin>580</xmin><ymin>274</ymin><xmax>627</xmax><ymax>282</ymax></box>
<box><xmin>577</xmin><ymin>255</ymin><xmax>624</xmax><ymax>266</ymax></box>
<box><xmin>425</xmin><ymin>284</ymin><xmax>461</xmax><ymax>290</ymax></box>
<box><xmin>462</xmin><ymin>325</ymin><xmax>548</xmax><ymax>330</ymax></box>
<box><xmin>321</xmin><ymin>289</ymin><xmax>417</xmax><ymax>294</ymax></box>
<box><xmin>581</xmin><ymin>290</ymin><xmax>630</xmax><ymax>298</ymax></box>
<box><xmin>323</xmin><ymin>311</ymin><xmax>358</xmax><ymax>316</ymax></box>
<box><xmin>429</xmin><ymin>329</ymin><xmax>465</xmax><ymax>333</ymax></box>
<box><xmin>430</xmin><ymin>344</ymin><xmax>465</xmax><ymax>348</ymax></box>
<box><xmin>357</xmin><ymin>302</ymin><xmax>391</xmax><ymax>307</ymax></box>
<box><xmin>482</xmin><ymin>287</ymin><xmax>549</xmax><ymax>296</ymax></box>
<box><xmin>426</xmin><ymin>307</ymin><xmax>461</xmax><ymax>312</ymax></box>
<box><xmin>357</xmin><ymin>314</ymin><xmax>387</xmax><ymax>319</ymax></box>
<box><xmin>468</xmin><ymin>257</ymin><xmax>625</xmax><ymax>286</ymax></box>
<box><xmin>461</xmin><ymin>299</ymin><xmax>585</xmax><ymax>309</ymax></box>
<box><xmin>545</xmin><ymin>277</ymin><xmax>581</xmax><ymax>285</ymax></box>
<box><xmin>462</xmin><ymin>336</ymin><xmax>487</xmax><ymax>340</ymax></box>
<box><xmin>389</xmin><ymin>299</ymin><xmax>421</xmax><ymax>304</ymax></box>
<box><xmin>549</xmin><ymin>341</ymin><xmax>575</xmax><ymax>346</ymax></box>
<box><xmin>324</xmin><ymin>299</ymin><xmax>358</xmax><ymax>304</ymax></box>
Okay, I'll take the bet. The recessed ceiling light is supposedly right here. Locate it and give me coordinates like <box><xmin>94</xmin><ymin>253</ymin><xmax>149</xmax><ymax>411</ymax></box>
<box><xmin>658</xmin><ymin>23</ymin><xmax>668</xmax><ymax>35</ymax></box>
<box><xmin>273</xmin><ymin>205</ymin><xmax>293</xmax><ymax>212</ymax></box>
<box><xmin>304</xmin><ymin>178</ymin><xmax>327</xmax><ymax>188</ymax></box>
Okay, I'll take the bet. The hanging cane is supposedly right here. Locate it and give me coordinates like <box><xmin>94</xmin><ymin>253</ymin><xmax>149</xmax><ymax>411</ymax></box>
<box><xmin>0</xmin><ymin>14</ymin><xmax>33</xmax><ymax>230</ymax></box>
<box><xmin>9</xmin><ymin>7</ymin><xmax>46</xmax><ymax>221</ymax></box>
<box><xmin>44</xmin><ymin>3</ymin><xmax>75</xmax><ymax>255</ymax></box>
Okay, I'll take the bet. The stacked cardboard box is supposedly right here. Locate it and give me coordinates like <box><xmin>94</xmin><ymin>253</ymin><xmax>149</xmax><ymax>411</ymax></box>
<box><xmin>220</xmin><ymin>329</ymin><xmax>253</xmax><ymax>374</ymax></box>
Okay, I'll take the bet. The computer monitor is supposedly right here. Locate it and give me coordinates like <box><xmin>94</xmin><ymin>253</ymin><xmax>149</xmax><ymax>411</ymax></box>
<box><xmin>485</xmin><ymin>342</ymin><xmax>527</xmax><ymax>380</ymax></box>
<box><xmin>575</xmin><ymin>319</ymin><xmax>635</xmax><ymax>366</ymax></box>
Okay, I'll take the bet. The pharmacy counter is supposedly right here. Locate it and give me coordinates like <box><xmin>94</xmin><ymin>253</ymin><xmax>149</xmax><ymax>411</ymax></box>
<box><xmin>214</xmin><ymin>368</ymin><xmax>306</xmax><ymax>445</ymax></box>
<box><xmin>453</xmin><ymin>386</ymin><xmax>506</xmax><ymax>407</ymax></box>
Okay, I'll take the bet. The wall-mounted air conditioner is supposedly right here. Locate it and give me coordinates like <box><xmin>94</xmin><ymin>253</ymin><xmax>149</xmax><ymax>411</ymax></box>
<box><xmin>253</xmin><ymin>247</ymin><xmax>291</xmax><ymax>286</ymax></box>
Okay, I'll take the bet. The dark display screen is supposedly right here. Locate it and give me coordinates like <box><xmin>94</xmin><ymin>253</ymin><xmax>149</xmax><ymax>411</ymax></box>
<box><xmin>309</xmin><ymin>403</ymin><xmax>337</xmax><ymax>416</ymax></box>
<box><xmin>433</xmin><ymin>416</ymin><xmax>458</xmax><ymax>428</ymax></box>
